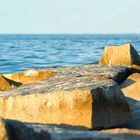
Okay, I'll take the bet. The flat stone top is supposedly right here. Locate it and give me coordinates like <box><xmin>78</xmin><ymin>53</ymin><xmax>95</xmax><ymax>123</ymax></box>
<box><xmin>0</xmin><ymin>75</ymin><xmax>116</xmax><ymax>97</ymax></box>
<box><xmin>0</xmin><ymin>64</ymin><xmax>129</xmax><ymax>97</ymax></box>
<box><xmin>40</xmin><ymin>64</ymin><xmax>129</xmax><ymax>82</ymax></box>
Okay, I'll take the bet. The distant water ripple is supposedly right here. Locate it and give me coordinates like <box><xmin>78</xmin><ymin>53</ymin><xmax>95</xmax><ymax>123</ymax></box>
<box><xmin>0</xmin><ymin>34</ymin><xmax>140</xmax><ymax>74</ymax></box>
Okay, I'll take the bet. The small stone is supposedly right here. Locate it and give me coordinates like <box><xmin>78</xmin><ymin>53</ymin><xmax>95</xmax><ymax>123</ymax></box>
<box><xmin>24</xmin><ymin>69</ymin><xmax>39</xmax><ymax>77</ymax></box>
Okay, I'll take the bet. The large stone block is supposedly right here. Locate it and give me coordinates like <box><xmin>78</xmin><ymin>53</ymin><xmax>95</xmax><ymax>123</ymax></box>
<box><xmin>0</xmin><ymin>75</ymin><xmax>131</xmax><ymax>129</ymax></box>
<box><xmin>99</xmin><ymin>43</ymin><xmax>140</xmax><ymax>66</ymax></box>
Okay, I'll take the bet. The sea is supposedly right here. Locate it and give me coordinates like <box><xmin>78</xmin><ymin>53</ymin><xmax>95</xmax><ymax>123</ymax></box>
<box><xmin>0</xmin><ymin>34</ymin><xmax>140</xmax><ymax>74</ymax></box>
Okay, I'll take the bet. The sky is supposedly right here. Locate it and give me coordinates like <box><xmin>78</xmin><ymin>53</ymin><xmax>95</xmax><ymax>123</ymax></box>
<box><xmin>0</xmin><ymin>0</ymin><xmax>140</xmax><ymax>34</ymax></box>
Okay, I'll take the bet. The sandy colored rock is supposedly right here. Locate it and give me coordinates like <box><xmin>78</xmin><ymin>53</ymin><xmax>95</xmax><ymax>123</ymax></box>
<box><xmin>0</xmin><ymin>75</ymin><xmax>21</xmax><ymax>91</ymax></box>
<box><xmin>0</xmin><ymin>74</ymin><xmax>131</xmax><ymax>129</ymax></box>
<box><xmin>99</xmin><ymin>43</ymin><xmax>140</xmax><ymax>66</ymax></box>
<box><xmin>3</xmin><ymin>71</ymin><xmax>56</xmax><ymax>84</ymax></box>
<box><xmin>101</xmin><ymin>128</ymin><xmax>140</xmax><ymax>135</ymax></box>
<box><xmin>0</xmin><ymin>119</ymin><xmax>8</xmax><ymax>140</ymax></box>
<box><xmin>120</xmin><ymin>73</ymin><xmax>140</xmax><ymax>101</ymax></box>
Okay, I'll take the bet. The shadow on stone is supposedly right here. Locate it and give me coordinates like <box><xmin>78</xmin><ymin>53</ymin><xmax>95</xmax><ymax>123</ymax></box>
<box><xmin>4</xmin><ymin>119</ymin><xmax>51</xmax><ymax>140</ymax></box>
<box><xmin>120</xmin><ymin>79</ymin><xmax>136</xmax><ymax>89</ymax></box>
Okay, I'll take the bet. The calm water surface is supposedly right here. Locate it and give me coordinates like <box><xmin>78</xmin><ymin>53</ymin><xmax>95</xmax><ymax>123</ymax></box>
<box><xmin>0</xmin><ymin>34</ymin><xmax>140</xmax><ymax>74</ymax></box>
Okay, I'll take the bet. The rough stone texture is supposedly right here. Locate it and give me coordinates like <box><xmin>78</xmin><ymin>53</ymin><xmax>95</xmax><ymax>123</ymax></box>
<box><xmin>0</xmin><ymin>75</ymin><xmax>21</xmax><ymax>91</ymax></box>
<box><xmin>120</xmin><ymin>73</ymin><xmax>140</xmax><ymax>101</ymax></box>
<box><xmin>124</xmin><ymin>98</ymin><xmax>140</xmax><ymax>130</ymax></box>
<box><xmin>3</xmin><ymin>71</ymin><xmax>56</xmax><ymax>85</ymax></box>
<box><xmin>99</xmin><ymin>43</ymin><xmax>140</xmax><ymax>66</ymax></box>
<box><xmin>0</xmin><ymin>119</ymin><xmax>8</xmax><ymax>140</ymax></box>
<box><xmin>0</xmin><ymin>74</ymin><xmax>131</xmax><ymax>129</ymax></box>
<box><xmin>4</xmin><ymin>119</ymin><xmax>51</xmax><ymax>140</ymax></box>
<box><xmin>0</xmin><ymin>119</ymin><xmax>50</xmax><ymax>140</ymax></box>
<box><xmin>1</xmin><ymin>119</ymin><xmax>140</xmax><ymax>140</ymax></box>
<box><xmin>1</xmin><ymin>64</ymin><xmax>130</xmax><ymax>91</ymax></box>
<box><xmin>38</xmin><ymin>64</ymin><xmax>130</xmax><ymax>84</ymax></box>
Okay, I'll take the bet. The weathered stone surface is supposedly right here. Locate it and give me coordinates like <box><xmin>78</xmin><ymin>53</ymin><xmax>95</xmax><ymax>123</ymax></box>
<box><xmin>0</xmin><ymin>74</ymin><xmax>131</xmax><ymax>129</ymax></box>
<box><xmin>0</xmin><ymin>75</ymin><xmax>21</xmax><ymax>91</ymax></box>
<box><xmin>1</xmin><ymin>119</ymin><xmax>140</xmax><ymax>140</ymax></box>
<box><xmin>120</xmin><ymin>73</ymin><xmax>140</xmax><ymax>101</ymax></box>
<box><xmin>3</xmin><ymin>70</ymin><xmax>56</xmax><ymax>85</ymax></box>
<box><xmin>0</xmin><ymin>100</ymin><xmax>136</xmax><ymax>140</ymax></box>
<box><xmin>99</xmin><ymin>43</ymin><xmax>140</xmax><ymax>66</ymax></box>
<box><xmin>1</xmin><ymin>64</ymin><xmax>130</xmax><ymax>91</ymax></box>
<box><xmin>0</xmin><ymin>64</ymin><xmax>131</xmax><ymax>90</ymax></box>
<box><xmin>39</xmin><ymin>64</ymin><xmax>130</xmax><ymax>84</ymax></box>
<box><xmin>0</xmin><ymin>119</ymin><xmax>8</xmax><ymax>140</ymax></box>
<box><xmin>124</xmin><ymin>98</ymin><xmax>140</xmax><ymax>130</ymax></box>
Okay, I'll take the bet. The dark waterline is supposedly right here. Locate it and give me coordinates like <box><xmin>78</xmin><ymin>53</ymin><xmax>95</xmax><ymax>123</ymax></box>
<box><xmin>0</xmin><ymin>34</ymin><xmax>140</xmax><ymax>74</ymax></box>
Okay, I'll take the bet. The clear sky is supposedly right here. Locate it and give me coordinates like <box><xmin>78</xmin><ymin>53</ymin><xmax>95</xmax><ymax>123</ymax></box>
<box><xmin>0</xmin><ymin>0</ymin><xmax>140</xmax><ymax>34</ymax></box>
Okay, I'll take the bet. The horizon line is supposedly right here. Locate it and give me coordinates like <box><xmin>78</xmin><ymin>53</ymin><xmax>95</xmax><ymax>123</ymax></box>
<box><xmin>0</xmin><ymin>33</ymin><xmax>140</xmax><ymax>35</ymax></box>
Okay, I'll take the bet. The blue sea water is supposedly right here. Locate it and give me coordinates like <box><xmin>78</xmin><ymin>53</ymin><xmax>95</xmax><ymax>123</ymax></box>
<box><xmin>0</xmin><ymin>34</ymin><xmax>140</xmax><ymax>74</ymax></box>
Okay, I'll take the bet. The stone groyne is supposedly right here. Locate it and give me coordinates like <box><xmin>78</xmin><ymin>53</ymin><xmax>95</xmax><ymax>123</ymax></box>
<box><xmin>0</xmin><ymin>43</ymin><xmax>140</xmax><ymax>140</ymax></box>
